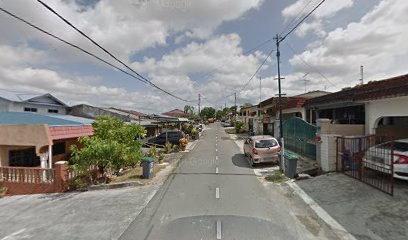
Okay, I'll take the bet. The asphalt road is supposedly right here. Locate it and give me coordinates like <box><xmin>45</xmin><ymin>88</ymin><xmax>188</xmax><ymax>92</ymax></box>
<box><xmin>120</xmin><ymin>123</ymin><xmax>339</xmax><ymax>240</ymax></box>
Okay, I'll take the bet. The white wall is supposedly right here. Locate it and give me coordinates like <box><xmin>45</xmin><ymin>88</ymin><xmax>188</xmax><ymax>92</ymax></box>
<box><xmin>282</xmin><ymin>107</ymin><xmax>306</xmax><ymax>120</ymax></box>
<box><xmin>365</xmin><ymin>96</ymin><xmax>408</xmax><ymax>134</ymax></box>
<box><xmin>7</xmin><ymin>102</ymin><xmax>67</xmax><ymax>114</ymax></box>
<box><xmin>317</xmin><ymin>134</ymin><xmax>340</xmax><ymax>172</ymax></box>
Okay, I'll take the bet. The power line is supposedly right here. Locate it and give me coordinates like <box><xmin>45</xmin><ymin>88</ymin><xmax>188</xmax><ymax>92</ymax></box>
<box><xmin>279</xmin><ymin>0</ymin><xmax>326</xmax><ymax>42</ymax></box>
<box><xmin>285</xmin><ymin>41</ymin><xmax>336</xmax><ymax>88</ymax></box>
<box><xmin>240</xmin><ymin>47</ymin><xmax>275</xmax><ymax>92</ymax></box>
<box><xmin>242</xmin><ymin>38</ymin><xmax>274</xmax><ymax>55</ymax></box>
<box><xmin>279</xmin><ymin>0</ymin><xmax>315</xmax><ymax>37</ymax></box>
<box><xmin>0</xmin><ymin>7</ymin><xmax>192</xmax><ymax>103</ymax></box>
<box><xmin>36</xmin><ymin>0</ymin><xmax>194</xmax><ymax>103</ymax></box>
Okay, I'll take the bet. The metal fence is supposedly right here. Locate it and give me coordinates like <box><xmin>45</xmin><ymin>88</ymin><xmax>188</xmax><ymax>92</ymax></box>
<box><xmin>282</xmin><ymin>117</ymin><xmax>317</xmax><ymax>160</ymax></box>
<box><xmin>336</xmin><ymin>135</ymin><xmax>394</xmax><ymax>196</ymax></box>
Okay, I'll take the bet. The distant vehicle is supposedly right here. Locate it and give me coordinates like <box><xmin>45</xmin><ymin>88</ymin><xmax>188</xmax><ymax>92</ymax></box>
<box><xmin>363</xmin><ymin>138</ymin><xmax>408</xmax><ymax>181</ymax></box>
<box><xmin>243</xmin><ymin>135</ymin><xmax>281</xmax><ymax>166</ymax></box>
<box><xmin>208</xmin><ymin>118</ymin><xmax>215</xmax><ymax>123</ymax></box>
<box><xmin>148</xmin><ymin>130</ymin><xmax>185</xmax><ymax>146</ymax></box>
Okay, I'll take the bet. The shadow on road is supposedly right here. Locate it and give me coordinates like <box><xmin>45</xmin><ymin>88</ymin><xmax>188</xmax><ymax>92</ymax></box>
<box><xmin>232</xmin><ymin>154</ymin><xmax>251</xmax><ymax>168</ymax></box>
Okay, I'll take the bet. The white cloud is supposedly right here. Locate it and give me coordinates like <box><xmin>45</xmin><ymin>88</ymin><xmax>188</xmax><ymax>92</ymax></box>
<box><xmin>0</xmin><ymin>0</ymin><xmax>263</xmax><ymax>59</ymax></box>
<box><xmin>132</xmin><ymin>34</ymin><xmax>271</xmax><ymax>105</ymax></box>
<box><xmin>282</xmin><ymin>0</ymin><xmax>354</xmax><ymax>38</ymax></box>
<box><xmin>287</xmin><ymin>0</ymin><xmax>408</xmax><ymax>92</ymax></box>
<box><xmin>0</xmin><ymin>0</ymin><xmax>266</xmax><ymax>112</ymax></box>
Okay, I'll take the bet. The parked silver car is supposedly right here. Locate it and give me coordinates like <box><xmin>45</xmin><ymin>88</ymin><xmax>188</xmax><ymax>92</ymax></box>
<box><xmin>243</xmin><ymin>135</ymin><xmax>281</xmax><ymax>166</ymax></box>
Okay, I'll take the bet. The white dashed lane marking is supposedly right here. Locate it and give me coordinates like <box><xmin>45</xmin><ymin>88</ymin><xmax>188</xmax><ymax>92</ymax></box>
<box><xmin>216</xmin><ymin>220</ymin><xmax>222</xmax><ymax>239</ymax></box>
<box><xmin>215</xmin><ymin>187</ymin><xmax>220</xmax><ymax>199</ymax></box>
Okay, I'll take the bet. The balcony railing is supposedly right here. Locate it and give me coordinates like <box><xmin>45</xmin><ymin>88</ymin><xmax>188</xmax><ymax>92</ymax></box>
<box><xmin>0</xmin><ymin>166</ymin><xmax>55</xmax><ymax>184</ymax></box>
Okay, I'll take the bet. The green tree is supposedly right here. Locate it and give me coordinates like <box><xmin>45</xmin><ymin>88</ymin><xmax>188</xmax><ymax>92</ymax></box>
<box><xmin>216</xmin><ymin>110</ymin><xmax>223</xmax><ymax>120</ymax></box>
<box><xmin>200</xmin><ymin>107</ymin><xmax>216</xmax><ymax>120</ymax></box>
<box><xmin>184</xmin><ymin>105</ymin><xmax>194</xmax><ymax>115</ymax></box>
<box><xmin>70</xmin><ymin>116</ymin><xmax>146</xmax><ymax>178</ymax></box>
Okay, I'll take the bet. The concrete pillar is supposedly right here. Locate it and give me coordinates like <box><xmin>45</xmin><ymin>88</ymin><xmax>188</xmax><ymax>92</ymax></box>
<box><xmin>317</xmin><ymin>134</ymin><xmax>341</xmax><ymax>172</ymax></box>
<box><xmin>54</xmin><ymin>161</ymin><xmax>69</xmax><ymax>192</ymax></box>
<box><xmin>317</xmin><ymin>118</ymin><xmax>331</xmax><ymax>135</ymax></box>
<box><xmin>48</xmin><ymin>145</ymin><xmax>53</xmax><ymax>169</ymax></box>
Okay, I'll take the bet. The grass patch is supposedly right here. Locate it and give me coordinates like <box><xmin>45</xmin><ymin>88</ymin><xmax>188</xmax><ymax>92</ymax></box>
<box><xmin>265</xmin><ymin>171</ymin><xmax>288</xmax><ymax>183</ymax></box>
<box><xmin>112</xmin><ymin>165</ymin><xmax>166</xmax><ymax>183</ymax></box>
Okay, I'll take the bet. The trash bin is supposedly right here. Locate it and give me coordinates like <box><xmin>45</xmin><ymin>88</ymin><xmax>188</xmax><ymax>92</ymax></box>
<box><xmin>141</xmin><ymin>157</ymin><xmax>155</xmax><ymax>179</ymax></box>
<box><xmin>279</xmin><ymin>152</ymin><xmax>298</xmax><ymax>178</ymax></box>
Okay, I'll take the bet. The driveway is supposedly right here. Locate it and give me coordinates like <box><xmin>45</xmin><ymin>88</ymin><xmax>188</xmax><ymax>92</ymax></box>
<box><xmin>296</xmin><ymin>173</ymin><xmax>408</xmax><ymax>240</ymax></box>
<box><xmin>0</xmin><ymin>184</ymin><xmax>160</xmax><ymax>240</ymax></box>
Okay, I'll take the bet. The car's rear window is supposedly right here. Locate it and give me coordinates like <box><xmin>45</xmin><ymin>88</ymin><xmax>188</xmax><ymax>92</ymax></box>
<box><xmin>394</xmin><ymin>142</ymin><xmax>408</xmax><ymax>152</ymax></box>
<box><xmin>255</xmin><ymin>139</ymin><xmax>278</xmax><ymax>148</ymax></box>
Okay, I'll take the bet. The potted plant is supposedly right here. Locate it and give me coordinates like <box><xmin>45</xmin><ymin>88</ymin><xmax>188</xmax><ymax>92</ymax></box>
<box><xmin>179</xmin><ymin>137</ymin><xmax>188</xmax><ymax>151</ymax></box>
<box><xmin>158</xmin><ymin>151</ymin><xmax>165</xmax><ymax>164</ymax></box>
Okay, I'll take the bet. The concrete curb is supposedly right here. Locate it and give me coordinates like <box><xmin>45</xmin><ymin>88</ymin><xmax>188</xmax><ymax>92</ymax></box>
<box><xmin>87</xmin><ymin>181</ymin><xmax>145</xmax><ymax>191</ymax></box>
<box><xmin>287</xmin><ymin>182</ymin><xmax>357</xmax><ymax>240</ymax></box>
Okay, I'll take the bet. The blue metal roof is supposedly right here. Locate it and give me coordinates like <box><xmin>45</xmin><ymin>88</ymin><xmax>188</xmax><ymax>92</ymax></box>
<box><xmin>0</xmin><ymin>112</ymin><xmax>92</xmax><ymax>126</ymax></box>
<box><xmin>0</xmin><ymin>89</ymin><xmax>43</xmax><ymax>102</ymax></box>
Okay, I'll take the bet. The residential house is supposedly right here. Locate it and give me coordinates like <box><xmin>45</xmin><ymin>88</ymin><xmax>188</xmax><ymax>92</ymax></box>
<box><xmin>0</xmin><ymin>112</ymin><xmax>93</xmax><ymax>169</ymax></box>
<box><xmin>305</xmin><ymin>74</ymin><xmax>408</xmax><ymax>138</ymax></box>
<box><xmin>107</xmin><ymin>108</ymin><xmax>160</xmax><ymax>137</ymax></box>
<box><xmin>238</xmin><ymin>104</ymin><xmax>258</xmax><ymax>133</ymax></box>
<box><xmin>69</xmin><ymin>104</ymin><xmax>131</xmax><ymax>122</ymax></box>
<box><xmin>257</xmin><ymin>91</ymin><xmax>329</xmax><ymax>137</ymax></box>
<box><xmin>162</xmin><ymin>109</ymin><xmax>190</xmax><ymax>118</ymax></box>
<box><xmin>0</xmin><ymin>89</ymin><xmax>68</xmax><ymax>114</ymax></box>
<box><xmin>304</xmin><ymin>74</ymin><xmax>408</xmax><ymax>172</ymax></box>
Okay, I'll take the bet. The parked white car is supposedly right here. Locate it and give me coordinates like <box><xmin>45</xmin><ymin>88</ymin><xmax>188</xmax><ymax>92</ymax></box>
<box><xmin>363</xmin><ymin>138</ymin><xmax>408</xmax><ymax>181</ymax></box>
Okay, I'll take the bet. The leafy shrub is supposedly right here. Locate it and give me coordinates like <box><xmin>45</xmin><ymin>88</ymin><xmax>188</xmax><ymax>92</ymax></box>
<box><xmin>70</xmin><ymin>116</ymin><xmax>146</xmax><ymax>179</ymax></box>
<box><xmin>173</xmin><ymin>145</ymin><xmax>180</xmax><ymax>152</ymax></box>
<box><xmin>164</xmin><ymin>143</ymin><xmax>173</xmax><ymax>154</ymax></box>
<box><xmin>235</xmin><ymin>121</ymin><xmax>244</xmax><ymax>133</ymax></box>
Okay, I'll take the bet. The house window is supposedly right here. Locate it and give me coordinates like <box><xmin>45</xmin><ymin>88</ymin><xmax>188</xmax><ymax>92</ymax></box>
<box><xmin>9</xmin><ymin>148</ymin><xmax>40</xmax><ymax>167</ymax></box>
<box><xmin>48</xmin><ymin>109</ymin><xmax>58</xmax><ymax>113</ymax></box>
<box><xmin>52</xmin><ymin>142</ymin><xmax>66</xmax><ymax>156</ymax></box>
<box><xmin>24</xmin><ymin>107</ymin><xmax>37</xmax><ymax>112</ymax></box>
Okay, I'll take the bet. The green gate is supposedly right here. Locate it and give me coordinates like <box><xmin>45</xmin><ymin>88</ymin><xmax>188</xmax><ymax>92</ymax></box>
<box><xmin>282</xmin><ymin>117</ymin><xmax>316</xmax><ymax>160</ymax></box>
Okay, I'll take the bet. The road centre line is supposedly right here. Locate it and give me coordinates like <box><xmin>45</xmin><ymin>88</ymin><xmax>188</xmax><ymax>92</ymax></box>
<box><xmin>216</xmin><ymin>167</ymin><xmax>219</xmax><ymax>174</ymax></box>
<box><xmin>216</xmin><ymin>220</ymin><xmax>222</xmax><ymax>239</ymax></box>
<box><xmin>215</xmin><ymin>187</ymin><xmax>220</xmax><ymax>199</ymax></box>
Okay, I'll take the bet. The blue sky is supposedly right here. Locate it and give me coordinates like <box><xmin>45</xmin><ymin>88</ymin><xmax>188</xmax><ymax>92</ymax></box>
<box><xmin>0</xmin><ymin>0</ymin><xmax>406</xmax><ymax>113</ymax></box>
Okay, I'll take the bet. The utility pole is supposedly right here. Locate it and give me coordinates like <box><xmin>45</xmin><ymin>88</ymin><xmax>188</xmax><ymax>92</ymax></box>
<box><xmin>259</xmin><ymin>75</ymin><xmax>262</xmax><ymax>103</ymax></box>
<box><xmin>234</xmin><ymin>92</ymin><xmax>237</xmax><ymax>120</ymax></box>
<box><xmin>274</xmin><ymin>34</ymin><xmax>283</xmax><ymax>142</ymax></box>
<box><xmin>360</xmin><ymin>65</ymin><xmax>364</xmax><ymax>85</ymax></box>
<box><xmin>302</xmin><ymin>73</ymin><xmax>310</xmax><ymax>93</ymax></box>
<box><xmin>198</xmin><ymin>93</ymin><xmax>201</xmax><ymax>116</ymax></box>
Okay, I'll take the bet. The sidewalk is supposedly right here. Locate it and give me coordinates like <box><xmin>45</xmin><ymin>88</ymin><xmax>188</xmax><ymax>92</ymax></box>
<box><xmin>296</xmin><ymin>173</ymin><xmax>408</xmax><ymax>240</ymax></box>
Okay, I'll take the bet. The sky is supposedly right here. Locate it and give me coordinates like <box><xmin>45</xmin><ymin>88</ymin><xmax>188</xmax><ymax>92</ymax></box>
<box><xmin>0</xmin><ymin>0</ymin><xmax>407</xmax><ymax>114</ymax></box>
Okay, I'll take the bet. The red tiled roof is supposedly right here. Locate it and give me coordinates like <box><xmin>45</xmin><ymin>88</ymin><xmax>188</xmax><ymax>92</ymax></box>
<box><xmin>305</xmin><ymin>74</ymin><xmax>408</xmax><ymax>106</ymax></box>
<box><xmin>262</xmin><ymin>97</ymin><xmax>307</xmax><ymax>111</ymax></box>
<box><xmin>162</xmin><ymin>109</ymin><xmax>189</xmax><ymax>117</ymax></box>
<box><xmin>49</xmin><ymin>125</ymin><xmax>94</xmax><ymax>140</ymax></box>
